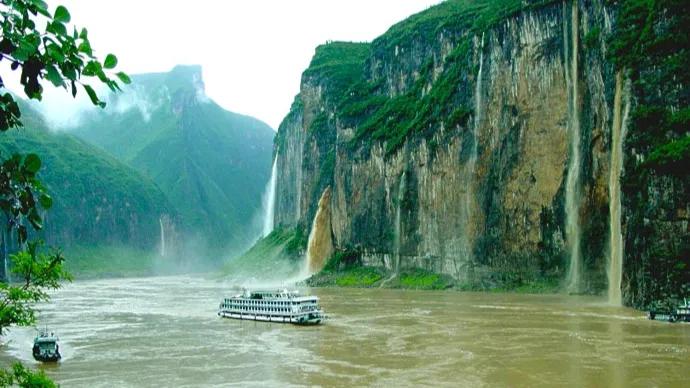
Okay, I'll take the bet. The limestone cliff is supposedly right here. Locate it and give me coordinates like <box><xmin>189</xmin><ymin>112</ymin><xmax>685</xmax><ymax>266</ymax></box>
<box><xmin>274</xmin><ymin>0</ymin><xmax>689</xmax><ymax>308</ymax></box>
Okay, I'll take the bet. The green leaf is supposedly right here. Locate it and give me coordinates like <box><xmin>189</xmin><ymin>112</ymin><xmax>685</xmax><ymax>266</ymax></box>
<box><xmin>53</xmin><ymin>5</ymin><xmax>71</xmax><ymax>23</ymax></box>
<box><xmin>39</xmin><ymin>193</ymin><xmax>52</xmax><ymax>209</ymax></box>
<box><xmin>46</xmin><ymin>43</ymin><xmax>65</xmax><ymax>62</ymax></box>
<box><xmin>82</xmin><ymin>60</ymin><xmax>102</xmax><ymax>76</ymax></box>
<box><xmin>47</xmin><ymin>20</ymin><xmax>67</xmax><ymax>36</ymax></box>
<box><xmin>45</xmin><ymin>65</ymin><xmax>64</xmax><ymax>87</ymax></box>
<box><xmin>82</xmin><ymin>84</ymin><xmax>100</xmax><ymax>106</ymax></box>
<box><xmin>79</xmin><ymin>27</ymin><xmax>88</xmax><ymax>39</ymax></box>
<box><xmin>31</xmin><ymin>0</ymin><xmax>50</xmax><ymax>17</ymax></box>
<box><xmin>103</xmin><ymin>54</ymin><xmax>117</xmax><ymax>69</ymax></box>
<box><xmin>106</xmin><ymin>80</ymin><xmax>121</xmax><ymax>92</ymax></box>
<box><xmin>116</xmin><ymin>72</ymin><xmax>131</xmax><ymax>84</ymax></box>
<box><xmin>78</xmin><ymin>40</ymin><xmax>92</xmax><ymax>56</ymax></box>
<box><xmin>24</xmin><ymin>153</ymin><xmax>41</xmax><ymax>173</ymax></box>
<box><xmin>61</xmin><ymin>64</ymin><xmax>76</xmax><ymax>81</ymax></box>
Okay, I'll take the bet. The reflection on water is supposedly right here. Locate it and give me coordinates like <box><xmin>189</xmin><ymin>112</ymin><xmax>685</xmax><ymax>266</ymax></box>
<box><xmin>0</xmin><ymin>275</ymin><xmax>688</xmax><ymax>387</ymax></box>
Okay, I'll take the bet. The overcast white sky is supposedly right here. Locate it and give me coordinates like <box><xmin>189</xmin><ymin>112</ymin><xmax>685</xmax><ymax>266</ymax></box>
<box><xmin>36</xmin><ymin>0</ymin><xmax>441</xmax><ymax>130</ymax></box>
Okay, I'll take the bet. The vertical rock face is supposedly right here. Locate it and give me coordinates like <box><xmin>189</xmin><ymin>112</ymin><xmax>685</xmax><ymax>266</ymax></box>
<box><xmin>275</xmin><ymin>97</ymin><xmax>305</xmax><ymax>228</ymax></box>
<box><xmin>306</xmin><ymin>187</ymin><xmax>334</xmax><ymax>274</ymax></box>
<box><xmin>274</xmin><ymin>0</ymin><xmax>689</xmax><ymax>307</ymax></box>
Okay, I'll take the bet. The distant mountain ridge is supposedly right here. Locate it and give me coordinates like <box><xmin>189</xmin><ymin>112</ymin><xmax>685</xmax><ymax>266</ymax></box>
<box><xmin>72</xmin><ymin>65</ymin><xmax>275</xmax><ymax>253</ymax></box>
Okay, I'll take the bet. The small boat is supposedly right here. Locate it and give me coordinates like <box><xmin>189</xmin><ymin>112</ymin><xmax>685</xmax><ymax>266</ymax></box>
<box><xmin>32</xmin><ymin>328</ymin><xmax>61</xmax><ymax>362</ymax></box>
<box><xmin>648</xmin><ymin>298</ymin><xmax>690</xmax><ymax>323</ymax></box>
<box><xmin>218</xmin><ymin>289</ymin><xmax>325</xmax><ymax>325</ymax></box>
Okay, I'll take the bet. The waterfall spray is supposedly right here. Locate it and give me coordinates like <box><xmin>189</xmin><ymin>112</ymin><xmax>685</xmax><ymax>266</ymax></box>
<box><xmin>608</xmin><ymin>71</ymin><xmax>630</xmax><ymax>305</ymax></box>
<box><xmin>564</xmin><ymin>1</ymin><xmax>582</xmax><ymax>293</ymax></box>
<box><xmin>262</xmin><ymin>158</ymin><xmax>278</xmax><ymax>237</ymax></box>
<box><xmin>306</xmin><ymin>187</ymin><xmax>334</xmax><ymax>274</ymax></box>
<box><xmin>159</xmin><ymin>217</ymin><xmax>166</xmax><ymax>257</ymax></box>
<box><xmin>394</xmin><ymin>171</ymin><xmax>406</xmax><ymax>274</ymax></box>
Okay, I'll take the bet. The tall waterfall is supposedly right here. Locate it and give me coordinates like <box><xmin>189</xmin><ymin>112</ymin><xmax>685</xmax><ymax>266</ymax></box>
<box><xmin>458</xmin><ymin>32</ymin><xmax>485</xmax><ymax>267</ymax></box>
<box><xmin>2</xmin><ymin>228</ymin><xmax>8</xmax><ymax>283</ymax></box>
<box><xmin>261</xmin><ymin>158</ymin><xmax>278</xmax><ymax>237</ymax></box>
<box><xmin>306</xmin><ymin>187</ymin><xmax>333</xmax><ymax>274</ymax></box>
<box><xmin>608</xmin><ymin>71</ymin><xmax>630</xmax><ymax>305</ymax></box>
<box><xmin>159</xmin><ymin>217</ymin><xmax>166</xmax><ymax>257</ymax></box>
<box><xmin>473</xmin><ymin>32</ymin><xmax>485</xmax><ymax>140</ymax></box>
<box><xmin>564</xmin><ymin>1</ymin><xmax>583</xmax><ymax>293</ymax></box>
<box><xmin>394</xmin><ymin>171</ymin><xmax>406</xmax><ymax>274</ymax></box>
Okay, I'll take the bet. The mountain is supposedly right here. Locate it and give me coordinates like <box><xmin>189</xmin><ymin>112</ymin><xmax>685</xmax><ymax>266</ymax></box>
<box><xmin>271</xmin><ymin>0</ymin><xmax>689</xmax><ymax>309</ymax></box>
<box><xmin>0</xmin><ymin>102</ymin><xmax>176</xmax><ymax>275</ymax></box>
<box><xmin>72</xmin><ymin>65</ymin><xmax>275</xmax><ymax>252</ymax></box>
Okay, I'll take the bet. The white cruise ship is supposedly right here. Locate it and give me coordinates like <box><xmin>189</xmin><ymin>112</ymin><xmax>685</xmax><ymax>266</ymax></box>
<box><xmin>218</xmin><ymin>289</ymin><xmax>325</xmax><ymax>325</ymax></box>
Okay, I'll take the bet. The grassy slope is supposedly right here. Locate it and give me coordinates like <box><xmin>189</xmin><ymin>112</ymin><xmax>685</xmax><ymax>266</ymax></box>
<box><xmin>222</xmin><ymin>228</ymin><xmax>306</xmax><ymax>283</ymax></box>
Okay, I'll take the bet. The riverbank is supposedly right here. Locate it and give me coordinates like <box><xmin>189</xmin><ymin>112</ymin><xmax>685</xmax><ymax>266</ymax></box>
<box><xmin>305</xmin><ymin>266</ymin><xmax>561</xmax><ymax>294</ymax></box>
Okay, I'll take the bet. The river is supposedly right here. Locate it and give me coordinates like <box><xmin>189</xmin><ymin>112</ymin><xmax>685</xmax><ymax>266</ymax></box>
<box><xmin>0</xmin><ymin>275</ymin><xmax>688</xmax><ymax>387</ymax></box>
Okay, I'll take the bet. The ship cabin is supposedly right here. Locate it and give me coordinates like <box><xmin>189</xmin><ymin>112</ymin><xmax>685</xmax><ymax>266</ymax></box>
<box><xmin>218</xmin><ymin>289</ymin><xmax>324</xmax><ymax>325</ymax></box>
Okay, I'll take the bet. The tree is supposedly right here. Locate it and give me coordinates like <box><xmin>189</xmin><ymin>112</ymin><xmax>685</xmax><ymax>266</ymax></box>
<box><xmin>0</xmin><ymin>1</ymin><xmax>128</xmax><ymax>386</ymax></box>
<box><xmin>0</xmin><ymin>363</ymin><xmax>56</xmax><ymax>388</ymax></box>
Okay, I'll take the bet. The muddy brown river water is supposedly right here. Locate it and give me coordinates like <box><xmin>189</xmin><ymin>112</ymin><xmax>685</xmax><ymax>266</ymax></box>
<box><xmin>0</xmin><ymin>275</ymin><xmax>688</xmax><ymax>387</ymax></box>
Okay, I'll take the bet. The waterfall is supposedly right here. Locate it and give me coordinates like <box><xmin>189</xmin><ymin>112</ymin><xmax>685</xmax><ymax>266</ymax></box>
<box><xmin>394</xmin><ymin>171</ymin><xmax>406</xmax><ymax>274</ymax></box>
<box><xmin>306</xmin><ymin>187</ymin><xmax>334</xmax><ymax>274</ymax></box>
<box><xmin>608</xmin><ymin>71</ymin><xmax>630</xmax><ymax>306</ymax></box>
<box><xmin>473</xmin><ymin>32</ymin><xmax>485</xmax><ymax>141</ymax></box>
<box><xmin>261</xmin><ymin>158</ymin><xmax>278</xmax><ymax>237</ymax></box>
<box><xmin>159</xmin><ymin>217</ymin><xmax>166</xmax><ymax>257</ymax></box>
<box><xmin>2</xmin><ymin>228</ymin><xmax>9</xmax><ymax>283</ymax></box>
<box><xmin>458</xmin><ymin>32</ymin><xmax>485</xmax><ymax>268</ymax></box>
<box><xmin>564</xmin><ymin>1</ymin><xmax>583</xmax><ymax>293</ymax></box>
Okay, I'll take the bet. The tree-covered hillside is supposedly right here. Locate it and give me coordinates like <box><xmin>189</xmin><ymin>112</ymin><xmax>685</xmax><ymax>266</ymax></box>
<box><xmin>0</xmin><ymin>102</ymin><xmax>175</xmax><ymax>262</ymax></box>
<box><xmin>72</xmin><ymin>65</ymin><xmax>275</xmax><ymax>252</ymax></box>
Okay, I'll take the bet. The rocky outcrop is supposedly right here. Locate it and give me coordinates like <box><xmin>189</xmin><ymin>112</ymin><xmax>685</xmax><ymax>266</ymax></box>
<box><xmin>273</xmin><ymin>0</ymin><xmax>689</xmax><ymax>308</ymax></box>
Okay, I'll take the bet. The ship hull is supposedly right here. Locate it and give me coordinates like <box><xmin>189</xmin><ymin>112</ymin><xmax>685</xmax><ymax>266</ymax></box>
<box><xmin>218</xmin><ymin>311</ymin><xmax>323</xmax><ymax>325</ymax></box>
<box><xmin>648</xmin><ymin>311</ymin><xmax>690</xmax><ymax>323</ymax></box>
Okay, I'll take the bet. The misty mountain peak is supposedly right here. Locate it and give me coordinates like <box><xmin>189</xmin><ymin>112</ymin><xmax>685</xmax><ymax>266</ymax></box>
<box><xmin>130</xmin><ymin>64</ymin><xmax>206</xmax><ymax>100</ymax></box>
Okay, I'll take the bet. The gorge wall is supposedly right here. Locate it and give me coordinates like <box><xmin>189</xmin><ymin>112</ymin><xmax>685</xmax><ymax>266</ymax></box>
<box><xmin>273</xmin><ymin>0</ymin><xmax>689</xmax><ymax>308</ymax></box>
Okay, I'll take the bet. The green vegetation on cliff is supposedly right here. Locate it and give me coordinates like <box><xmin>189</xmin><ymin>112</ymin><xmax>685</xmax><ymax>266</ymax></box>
<box><xmin>307</xmin><ymin>250</ymin><xmax>455</xmax><ymax>290</ymax></box>
<box><xmin>303</xmin><ymin>42</ymin><xmax>370</xmax><ymax>100</ymax></box>
<box><xmin>373</xmin><ymin>0</ymin><xmax>558</xmax><ymax>52</ymax></box>
<box><xmin>610</xmin><ymin>0</ymin><xmax>690</xmax><ymax>174</ymax></box>
<box><xmin>609</xmin><ymin>0</ymin><xmax>690</xmax><ymax>308</ymax></box>
<box><xmin>222</xmin><ymin>227</ymin><xmax>306</xmax><ymax>280</ymax></box>
<box><xmin>295</xmin><ymin>0</ymin><xmax>561</xmax><ymax>155</ymax></box>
